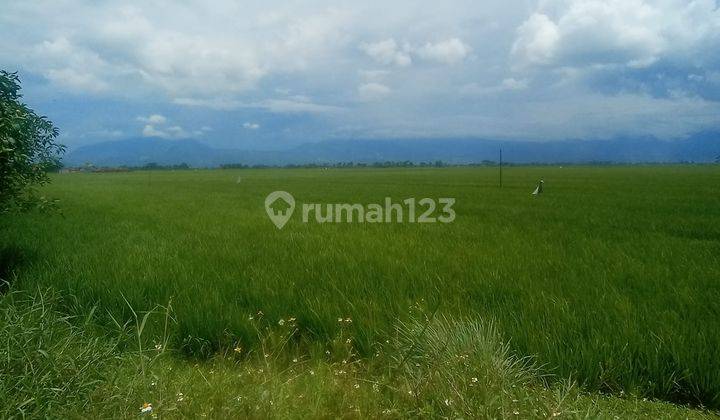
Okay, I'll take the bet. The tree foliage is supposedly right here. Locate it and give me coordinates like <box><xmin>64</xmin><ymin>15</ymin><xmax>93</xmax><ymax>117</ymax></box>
<box><xmin>0</xmin><ymin>71</ymin><xmax>64</xmax><ymax>212</ymax></box>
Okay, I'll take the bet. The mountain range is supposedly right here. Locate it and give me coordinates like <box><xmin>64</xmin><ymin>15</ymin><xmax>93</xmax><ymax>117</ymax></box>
<box><xmin>63</xmin><ymin>131</ymin><xmax>720</xmax><ymax>167</ymax></box>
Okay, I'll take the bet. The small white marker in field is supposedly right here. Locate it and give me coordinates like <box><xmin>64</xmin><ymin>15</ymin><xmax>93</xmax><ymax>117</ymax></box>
<box><xmin>532</xmin><ymin>179</ymin><xmax>544</xmax><ymax>195</ymax></box>
<box><xmin>236</xmin><ymin>176</ymin><xmax>242</xmax><ymax>184</ymax></box>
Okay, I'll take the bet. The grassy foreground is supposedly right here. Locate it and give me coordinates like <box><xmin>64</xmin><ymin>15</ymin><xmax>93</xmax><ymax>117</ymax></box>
<box><xmin>1</xmin><ymin>288</ymin><xmax>715</xmax><ymax>418</ymax></box>
<box><xmin>2</xmin><ymin>165</ymin><xmax>720</xmax><ymax>417</ymax></box>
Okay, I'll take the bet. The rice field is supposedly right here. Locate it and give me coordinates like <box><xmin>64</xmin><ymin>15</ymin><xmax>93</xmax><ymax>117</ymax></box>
<box><xmin>2</xmin><ymin>165</ymin><xmax>720</xmax><ymax>416</ymax></box>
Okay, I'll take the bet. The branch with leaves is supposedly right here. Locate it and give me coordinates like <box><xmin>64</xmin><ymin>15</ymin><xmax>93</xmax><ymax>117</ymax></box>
<box><xmin>0</xmin><ymin>71</ymin><xmax>65</xmax><ymax>213</ymax></box>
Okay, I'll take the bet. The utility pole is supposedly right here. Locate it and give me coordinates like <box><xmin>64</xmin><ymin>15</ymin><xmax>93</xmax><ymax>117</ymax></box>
<box><xmin>499</xmin><ymin>148</ymin><xmax>503</xmax><ymax>188</ymax></box>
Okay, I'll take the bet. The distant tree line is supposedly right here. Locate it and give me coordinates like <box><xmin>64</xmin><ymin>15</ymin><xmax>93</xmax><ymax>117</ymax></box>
<box><xmin>58</xmin><ymin>157</ymin><xmax>720</xmax><ymax>173</ymax></box>
<box><xmin>221</xmin><ymin>160</ymin><xmax>453</xmax><ymax>169</ymax></box>
<box><xmin>139</xmin><ymin>162</ymin><xmax>191</xmax><ymax>170</ymax></box>
<box><xmin>59</xmin><ymin>162</ymin><xmax>193</xmax><ymax>172</ymax></box>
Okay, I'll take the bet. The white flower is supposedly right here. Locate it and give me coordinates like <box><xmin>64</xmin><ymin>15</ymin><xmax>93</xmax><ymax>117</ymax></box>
<box><xmin>140</xmin><ymin>403</ymin><xmax>153</xmax><ymax>414</ymax></box>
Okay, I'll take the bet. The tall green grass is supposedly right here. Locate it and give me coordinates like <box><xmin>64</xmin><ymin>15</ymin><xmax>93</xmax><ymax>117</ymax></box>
<box><xmin>1</xmin><ymin>288</ymin><xmax>714</xmax><ymax>418</ymax></box>
<box><xmin>2</xmin><ymin>166</ymin><xmax>720</xmax><ymax>407</ymax></box>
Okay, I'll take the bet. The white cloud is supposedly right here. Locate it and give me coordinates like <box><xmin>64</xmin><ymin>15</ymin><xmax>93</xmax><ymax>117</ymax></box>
<box><xmin>416</xmin><ymin>38</ymin><xmax>471</xmax><ymax>64</ymax></box>
<box><xmin>511</xmin><ymin>0</ymin><xmax>720</xmax><ymax>70</ymax></box>
<box><xmin>360</xmin><ymin>39</ymin><xmax>412</xmax><ymax>67</ymax></box>
<box><xmin>173</xmin><ymin>98</ymin><xmax>243</xmax><ymax>111</ymax></box>
<box><xmin>138</xmin><ymin>114</ymin><xmax>193</xmax><ymax>139</ymax></box>
<box><xmin>501</xmin><ymin>77</ymin><xmax>528</xmax><ymax>90</ymax></box>
<box><xmin>142</xmin><ymin>124</ymin><xmax>166</xmax><ymax>138</ymax></box>
<box><xmin>142</xmin><ymin>124</ymin><xmax>190</xmax><ymax>139</ymax></box>
<box><xmin>360</xmin><ymin>38</ymin><xmax>472</xmax><ymax>66</ymax></box>
<box><xmin>259</xmin><ymin>99</ymin><xmax>344</xmax><ymax>113</ymax></box>
<box><xmin>243</xmin><ymin>122</ymin><xmax>260</xmax><ymax>130</ymax></box>
<box><xmin>359</xmin><ymin>69</ymin><xmax>391</xmax><ymax>81</ymax></box>
<box><xmin>5</xmin><ymin>3</ymin><xmax>355</xmax><ymax>97</ymax></box>
<box><xmin>460</xmin><ymin>78</ymin><xmax>528</xmax><ymax>95</ymax></box>
<box><xmin>84</xmin><ymin>129</ymin><xmax>124</xmax><ymax>139</ymax></box>
<box><xmin>166</xmin><ymin>126</ymin><xmax>188</xmax><ymax>136</ymax></box>
<box><xmin>137</xmin><ymin>114</ymin><xmax>167</xmax><ymax>124</ymax></box>
<box><xmin>45</xmin><ymin>68</ymin><xmax>110</xmax><ymax>93</ymax></box>
<box><xmin>2</xmin><ymin>0</ymin><xmax>719</xmax><ymax>144</ymax></box>
<box><xmin>192</xmin><ymin>126</ymin><xmax>213</xmax><ymax>136</ymax></box>
<box><xmin>174</xmin><ymin>96</ymin><xmax>343</xmax><ymax>114</ymax></box>
<box><xmin>358</xmin><ymin>82</ymin><xmax>391</xmax><ymax>101</ymax></box>
<box><xmin>32</xmin><ymin>37</ymin><xmax>112</xmax><ymax>93</ymax></box>
<box><xmin>511</xmin><ymin>14</ymin><xmax>560</xmax><ymax>67</ymax></box>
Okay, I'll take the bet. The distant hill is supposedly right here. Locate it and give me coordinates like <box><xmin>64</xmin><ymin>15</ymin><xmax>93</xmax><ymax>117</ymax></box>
<box><xmin>63</xmin><ymin>131</ymin><xmax>720</xmax><ymax>167</ymax></box>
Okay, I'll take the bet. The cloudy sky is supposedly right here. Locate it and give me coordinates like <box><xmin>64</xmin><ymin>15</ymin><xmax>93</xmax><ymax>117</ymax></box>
<box><xmin>2</xmin><ymin>0</ymin><xmax>720</xmax><ymax>150</ymax></box>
